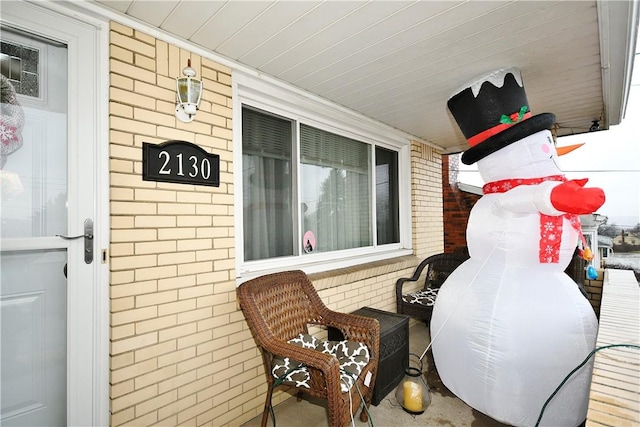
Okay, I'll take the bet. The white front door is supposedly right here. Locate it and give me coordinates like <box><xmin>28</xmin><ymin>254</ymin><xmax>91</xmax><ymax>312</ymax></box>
<box><xmin>1</xmin><ymin>3</ymin><xmax>107</xmax><ymax>426</ymax></box>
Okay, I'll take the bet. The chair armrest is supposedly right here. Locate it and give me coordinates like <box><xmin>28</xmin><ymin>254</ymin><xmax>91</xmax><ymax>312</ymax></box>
<box><xmin>395</xmin><ymin>257</ymin><xmax>432</xmax><ymax>297</ymax></box>
<box><xmin>264</xmin><ymin>339</ymin><xmax>337</xmax><ymax>370</ymax></box>
<box><xmin>323</xmin><ymin>311</ymin><xmax>380</xmax><ymax>358</ymax></box>
<box><xmin>263</xmin><ymin>339</ymin><xmax>343</xmax><ymax>390</ymax></box>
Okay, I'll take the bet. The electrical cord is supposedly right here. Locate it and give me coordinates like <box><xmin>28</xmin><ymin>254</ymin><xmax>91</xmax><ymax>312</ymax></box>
<box><xmin>268</xmin><ymin>366</ymin><xmax>301</xmax><ymax>427</ymax></box>
<box><xmin>348</xmin><ymin>377</ymin><xmax>354</xmax><ymax>427</ymax></box>
<box><xmin>267</xmin><ymin>366</ymin><xmax>375</xmax><ymax>427</ymax></box>
<box><xmin>353</xmin><ymin>374</ymin><xmax>374</xmax><ymax>427</ymax></box>
<box><xmin>535</xmin><ymin>343</ymin><xmax>640</xmax><ymax>427</ymax></box>
<box><xmin>343</xmin><ymin>369</ymin><xmax>374</xmax><ymax>427</ymax></box>
<box><xmin>416</xmin><ymin>242</ymin><xmax>639</xmax><ymax>427</ymax></box>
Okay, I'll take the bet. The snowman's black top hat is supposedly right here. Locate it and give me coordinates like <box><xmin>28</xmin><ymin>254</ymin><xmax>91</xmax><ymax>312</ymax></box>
<box><xmin>448</xmin><ymin>67</ymin><xmax>556</xmax><ymax>165</ymax></box>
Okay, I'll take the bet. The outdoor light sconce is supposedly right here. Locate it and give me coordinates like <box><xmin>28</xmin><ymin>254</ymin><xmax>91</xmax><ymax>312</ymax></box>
<box><xmin>175</xmin><ymin>59</ymin><xmax>202</xmax><ymax>123</ymax></box>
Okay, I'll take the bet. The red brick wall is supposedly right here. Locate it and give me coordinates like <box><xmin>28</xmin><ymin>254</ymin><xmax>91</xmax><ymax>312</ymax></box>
<box><xmin>442</xmin><ymin>154</ymin><xmax>481</xmax><ymax>253</ymax></box>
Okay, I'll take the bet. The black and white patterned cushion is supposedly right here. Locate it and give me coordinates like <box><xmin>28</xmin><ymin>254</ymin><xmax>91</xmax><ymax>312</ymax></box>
<box><xmin>402</xmin><ymin>287</ymin><xmax>439</xmax><ymax>307</ymax></box>
<box><xmin>272</xmin><ymin>333</ymin><xmax>370</xmax><ymax>393</ymax></box>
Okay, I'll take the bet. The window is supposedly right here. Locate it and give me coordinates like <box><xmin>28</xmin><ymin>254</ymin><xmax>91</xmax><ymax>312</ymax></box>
<box><xmin>375</xmin><ymin>146</ymin><xmax>400</xmax><ymax>245</ymax></box>
<box><xmin>242</xmin><ymin>107</ymin><xmax>294</xmax><ymax>261</ymax></box>
<box><xmin>1</xmin><ymin>39</ymin><xmax>39</xmax><ymax>97</ymax></box>
<box><xmin>236</xmin><ymin>74</ymin><xmax>411</xmax><ymax>276</ymax></box>
<box><xmin>299</xmin><ymin>123</ymin><xmax>373</xmax><ymax>254</ymax></box>
<box><xmin>583</xmin><ymin>231</ymin><xmax>597</xmax><ymax>267</ymax></box>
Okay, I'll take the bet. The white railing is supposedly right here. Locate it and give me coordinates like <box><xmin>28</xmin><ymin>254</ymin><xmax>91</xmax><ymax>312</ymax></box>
<box><xmin>586</xmin><ymin>269</ymin><xmax>640</xmax><ymax>426</ymax></box>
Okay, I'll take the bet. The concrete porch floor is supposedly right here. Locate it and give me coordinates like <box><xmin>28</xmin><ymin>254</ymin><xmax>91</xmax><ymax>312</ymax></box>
<box><xmin>241</xmin><ymin>321</ymin><xmax>508</xmax><ymax>427</ymax></box>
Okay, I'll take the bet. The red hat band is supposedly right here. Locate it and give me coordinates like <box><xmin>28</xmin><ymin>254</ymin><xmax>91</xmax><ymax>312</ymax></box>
<box><xmin>467</xmin><ymin>110</ymin><xmax>533</xmax><ymax>147</ymax></box>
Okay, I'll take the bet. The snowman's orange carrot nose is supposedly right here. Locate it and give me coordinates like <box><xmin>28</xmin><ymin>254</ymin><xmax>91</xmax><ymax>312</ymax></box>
<box><xmin>556</xmin><ymin>143</ymin><xmax>585</xmax><ymax>156</ymax></box>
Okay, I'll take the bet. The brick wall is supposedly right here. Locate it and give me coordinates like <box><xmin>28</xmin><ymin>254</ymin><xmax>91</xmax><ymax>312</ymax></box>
<box><xmin>442</xmin><ymin>154</ymin><xmax>480</xmax><ymax>253</ymax></box>
<box><xmin>108</xmin><ymin>22</ymin><xmax>239</xmax><ymax>426</ymax></box>
<box><xmin>411</xmin><ymin>141</ymin><xmax>445</xmax><ymax>258</ymax></box>
<box><xmin>107</xmin><ymin>23</ymin><xmax>445</xmax><ymax>427</ymax></box>
<box><xmin>584</xmin><ymin>269</ymin><xmax>604</xmax><ymax>318</ymax></box>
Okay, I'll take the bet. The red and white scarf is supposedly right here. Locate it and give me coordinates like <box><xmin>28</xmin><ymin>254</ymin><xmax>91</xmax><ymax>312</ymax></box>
<box><xmin>482</xmin><ymin>175</ymin><xmax>584</xmax><ymax>263</ymax></box>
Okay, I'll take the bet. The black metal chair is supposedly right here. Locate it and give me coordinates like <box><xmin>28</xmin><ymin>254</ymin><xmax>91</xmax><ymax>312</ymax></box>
<box><xmin>395</xmin><ymin>253</ymin><xmax>468</xmax><ymax>324</ymax></box>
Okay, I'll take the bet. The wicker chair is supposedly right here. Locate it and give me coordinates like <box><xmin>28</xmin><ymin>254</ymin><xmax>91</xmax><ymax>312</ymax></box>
<box><xmin>237</xmin><ymin>270</ymin><xmax>380</xmax><ymax>427</ymax></box>
<box><xmin>395</xmin><ymin>253</ymin><xmax>468</xmax><ymax>324</ymax></box>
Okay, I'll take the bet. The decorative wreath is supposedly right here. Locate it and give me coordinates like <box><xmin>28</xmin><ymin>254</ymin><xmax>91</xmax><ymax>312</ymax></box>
<box><xmin>1</xmin><ymin>74</ymin><xmax>25</xmax><ymax>169</ymax></box>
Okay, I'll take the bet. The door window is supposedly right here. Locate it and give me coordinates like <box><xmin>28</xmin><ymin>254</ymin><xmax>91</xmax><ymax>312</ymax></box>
<box><xmin>1</xmin><ymin>29</ymin><xmax>68</xmax><ymax>427</ymax></box>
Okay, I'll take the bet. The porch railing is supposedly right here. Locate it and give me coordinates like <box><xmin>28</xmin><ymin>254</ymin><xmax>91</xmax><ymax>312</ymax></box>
<box><xmin>585</xmin><ymin>268</ymin><xmax>639</xmax><ymax>426</ymax></box>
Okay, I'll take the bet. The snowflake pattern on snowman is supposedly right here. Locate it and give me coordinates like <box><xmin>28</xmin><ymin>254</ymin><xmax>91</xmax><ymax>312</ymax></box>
<box><xmin>431</xmin><ymin>67</ymin><xmax>605</xmax><ymax>427</ymax></box>
<box><xmin>0</xmin><ymin>123</ymin><xmax>19</xmax><ymax>145</ymax></box>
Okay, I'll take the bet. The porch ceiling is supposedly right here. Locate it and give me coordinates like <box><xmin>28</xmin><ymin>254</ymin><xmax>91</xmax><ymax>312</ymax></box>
<box><xmin>93</xmin><ymin>0</ymin><xmax>638</xmax><ymax>153</ymax></box>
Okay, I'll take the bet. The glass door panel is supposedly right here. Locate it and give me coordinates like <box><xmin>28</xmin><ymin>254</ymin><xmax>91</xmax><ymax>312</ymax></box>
<box><xmin>1</xmin><ymin>28</ymin><xmax>68</xmax><ymax>427</ymax></box>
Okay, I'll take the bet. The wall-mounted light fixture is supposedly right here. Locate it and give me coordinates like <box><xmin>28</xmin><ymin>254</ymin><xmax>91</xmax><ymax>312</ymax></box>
<box><xmin>589</xmin><ymin>120</ymin><xmax>600</xmax><ymax>132</ymax></box>
<box><xmin>175</xmin><ymin>59</ymin><xmax>202</xmax><ymax>123</ymax></box>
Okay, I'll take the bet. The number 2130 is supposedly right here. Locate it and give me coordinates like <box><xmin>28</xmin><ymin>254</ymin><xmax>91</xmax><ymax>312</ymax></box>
<box><xmin>143</xmin><ymin>140</ymin><xmax>219</xmax><ymax>187</ymax></box>
<box><xmin>158</xmin><ymin>151</ymin><xmax>212</xmax><ymax>180</ymax></box>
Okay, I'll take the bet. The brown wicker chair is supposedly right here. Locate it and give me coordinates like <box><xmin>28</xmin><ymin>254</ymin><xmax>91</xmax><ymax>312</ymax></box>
<box><xmin>396</xmin><ymin>253</ymin><xmax>468</xmax><ymax>324</ymax></box>
<box><xmin>237</xmin><ymin>270</ymin><xmax>380</xmax><ymax>427</ymax></box>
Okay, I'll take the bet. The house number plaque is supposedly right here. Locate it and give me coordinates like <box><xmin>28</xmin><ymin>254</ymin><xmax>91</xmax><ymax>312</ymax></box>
<box><xmin>143</xmin><ymin>140</ymin><xmax>220</xmax><ymax>187</ymax></box>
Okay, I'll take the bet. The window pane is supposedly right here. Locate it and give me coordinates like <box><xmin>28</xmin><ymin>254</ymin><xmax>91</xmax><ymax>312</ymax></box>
<box><xmin>1</xmin><ymin>49</ymin><xmax>66</xmax><ymax>238</ymax></box>
<box><xmin>242</xmin><ymin>107</ymin><xmax>293</xmax><ymax>261</ymax></box>
<box><xmin>376</xmin><ymin>147</ymin><xmax>400</xmax><ymax>244</ymax></box>
<box><xmin>1</xmin><ymin>40</ymin><xmax>39</xmax><ymax>97</ymax></box>
<box><xmin>300</xmin><ymin>124</ymin><xmax>371</xmax><ymax>253</ymax></box>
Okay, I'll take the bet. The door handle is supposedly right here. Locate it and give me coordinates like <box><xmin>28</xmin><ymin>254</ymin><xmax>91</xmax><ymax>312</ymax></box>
<box><xmin>56</xmin><ymin>218</ymin><xmax>93</xmax><ymax>264</ymax></box>
<box><xmin>57</xmin><ymin>233</ymin><xmax>93</xmax><ymax>240</ymax></box>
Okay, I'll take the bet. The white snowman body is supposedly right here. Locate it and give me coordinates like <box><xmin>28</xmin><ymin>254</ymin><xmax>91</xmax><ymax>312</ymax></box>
<box><xmin>431</xmin><ymin>130</ymin><xmax>598</xmax><ymax>427</ymax></box>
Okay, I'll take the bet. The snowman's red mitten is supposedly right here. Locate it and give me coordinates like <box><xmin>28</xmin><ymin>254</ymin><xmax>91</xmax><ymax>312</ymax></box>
<box><xmin>550</xmin><ymin>178</ymin><xmax>605</xmax><ymax>214</ymax></box>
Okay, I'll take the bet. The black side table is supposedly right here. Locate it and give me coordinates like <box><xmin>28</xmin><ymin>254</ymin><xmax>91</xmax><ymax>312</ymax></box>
<box><xmin>328</xmin><ymin>306</ymin><xmax>409</xmax><ymax>405</ymax></box>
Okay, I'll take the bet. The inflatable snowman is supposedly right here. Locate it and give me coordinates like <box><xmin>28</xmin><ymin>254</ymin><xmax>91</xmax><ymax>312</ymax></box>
<box><xmin>431</xmin><ymin>68</ymin><xmax>604</xmax><ymax>427</ymax></box>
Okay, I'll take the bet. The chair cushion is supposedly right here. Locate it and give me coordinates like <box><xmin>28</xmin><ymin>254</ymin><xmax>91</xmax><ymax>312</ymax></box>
<box><xmin>402</xmin><ymin>287</ymin><xmax>439</xmax><ymax>307</ymax></box>
<box><xmin>272</xmin><ymin>333</ymin><xmax>370</xmax><ymax>393</ymax></box>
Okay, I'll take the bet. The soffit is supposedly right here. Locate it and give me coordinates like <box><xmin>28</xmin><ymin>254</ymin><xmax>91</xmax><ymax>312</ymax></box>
<box><xmin>94</xmin><ymin>0</ymin><xmax>638</xmax><ymax>153</ymax></box>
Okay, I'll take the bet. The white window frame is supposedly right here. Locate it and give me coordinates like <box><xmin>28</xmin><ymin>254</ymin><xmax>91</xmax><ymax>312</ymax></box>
<box><xmin>583</xmin><ymin>230</ymin><xmax>600</xmax><ymax>268</ymax></box>
<box><xmin>233</xmin><ymin>71</ymin><xmax>413</xmax><ymax>281</ymax></box>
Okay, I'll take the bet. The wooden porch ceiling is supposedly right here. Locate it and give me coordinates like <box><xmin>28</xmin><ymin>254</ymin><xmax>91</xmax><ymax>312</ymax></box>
<box><xmin>92</xmin><ymin>0</ymin><xmax>638</xmax><ymax>154</ymax></box>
